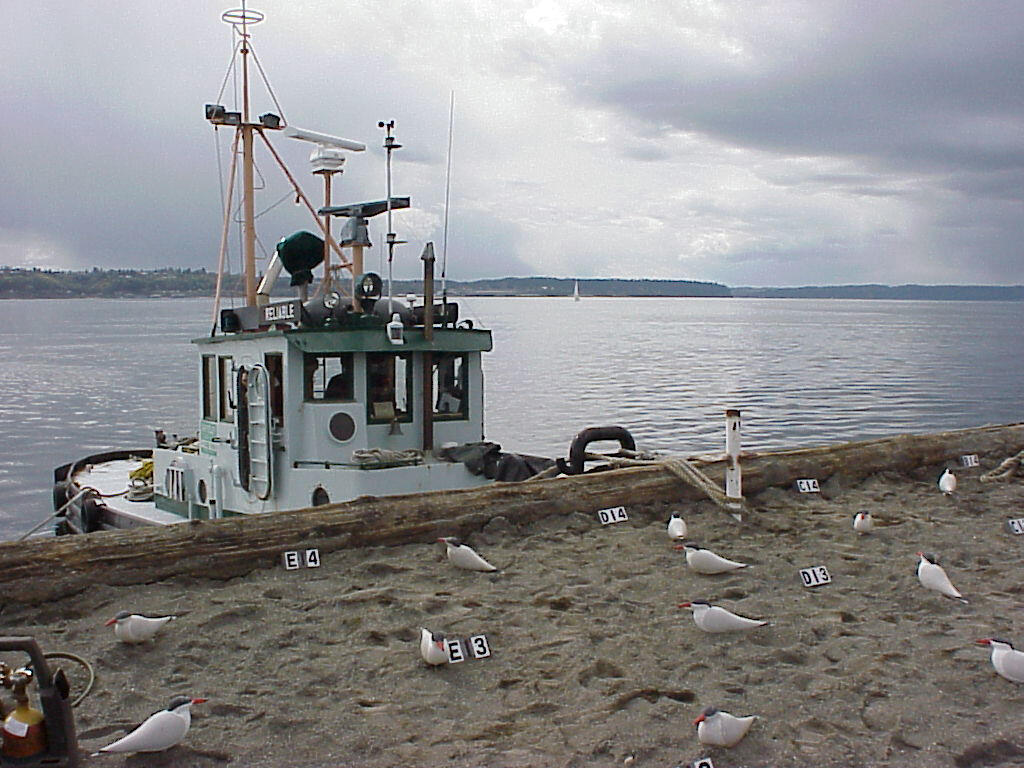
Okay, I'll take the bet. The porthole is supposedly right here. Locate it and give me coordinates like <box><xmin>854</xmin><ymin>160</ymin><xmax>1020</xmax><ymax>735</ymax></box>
<box><xmin>329</xmin><ymin>412</ymin><xmax>357</xmax><ymax>442</ymax></box>
<box><xmin>312</xmin><ymin>486</ymin><xmax>330</xmax><ymax>507</ymax></box>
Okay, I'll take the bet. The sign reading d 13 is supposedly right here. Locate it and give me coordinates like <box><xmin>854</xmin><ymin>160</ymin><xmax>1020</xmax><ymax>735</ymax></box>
<box><xmin>799</xmin><ymin>565</ymin><xmax>832</xmax><ymax>587</ymax></box>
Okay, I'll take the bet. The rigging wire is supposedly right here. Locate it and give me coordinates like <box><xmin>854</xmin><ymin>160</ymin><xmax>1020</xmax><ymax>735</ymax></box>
<box><xmin>214</xmin><ymin>39</ymin><xmax>242</xmax><ymax>106</ymax></box>
<box><xmin>248</xmin><ymin>46</ymin><xmax>287</xmax><ymax>125</ymax></box>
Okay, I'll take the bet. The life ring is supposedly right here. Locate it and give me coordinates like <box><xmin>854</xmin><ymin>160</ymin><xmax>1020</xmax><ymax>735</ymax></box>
<box><xmin>565</xmin><ymin>426</ymin><xmax>636</xmax><ymax>475</ymax></box>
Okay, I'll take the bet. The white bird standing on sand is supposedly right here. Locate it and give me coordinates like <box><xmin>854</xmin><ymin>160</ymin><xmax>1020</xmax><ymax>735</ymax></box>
<box><xmin>916</xmin><ymin>552</ymin><xmax>967</xmax><ymax>603</ymax></box>
<box><xmin>679</xmin><ymin>543</ymin><xmax>749</xmax><ymax>574</ymax></box>
<box><xmin>667</xmin><ymin>513</ymin><xmax>687</xmax><ymax>541</ymax></box>
<box><xmin>105</xmin><ymin>611</ymin><xmax>175</xmax><ymax>644</ymax></box>
<box><xmin>437</xmin><ymin>537</ymin><xmax>497</xmax><ymax>572</ymax></box>
<box><xmin>853</xmin><ymin>511</ymin><xmax>874</xmax><ymax>534</ymax></box>
<box><xmin>693</xmin><ymin>707</ymin><xmax>757</xmax><ymax>748</ymax></box>
<box><xmin>976</xmin><ymin>638</ymin><xmax>1024</xmax><ymax>683</ymax></box>
<box><xmin>96</xmin><ymin>696</ymin><xmax>206</xmax><ymax>754</ymax></box>
<box><xmin>419</xmin><ymin>628</ymin><xmax>449</xmax><ymax>666</ymax></box>
<box><xmin>679</xmin><ymin>601</ymin><xmax>767</xmax><ymax>633</ymax></box>
<box><xmin>939</xmin><ymin>468</ymin><xmax>957</xmax><ymax>495</ymax></box>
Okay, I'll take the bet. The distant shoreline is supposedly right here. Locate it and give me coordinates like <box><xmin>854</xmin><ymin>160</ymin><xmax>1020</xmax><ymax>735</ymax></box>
<box><xmin>0</xmin><ymin>268</ymin><xmax>1022</xmax><ymax>300</ymax></box>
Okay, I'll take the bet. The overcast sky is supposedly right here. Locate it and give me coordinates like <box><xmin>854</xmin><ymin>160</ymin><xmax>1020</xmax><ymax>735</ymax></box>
<box><xmin>3</xmin><ymin>0</ymin><xmax>1023</xmax><ymax>286</ymax></box>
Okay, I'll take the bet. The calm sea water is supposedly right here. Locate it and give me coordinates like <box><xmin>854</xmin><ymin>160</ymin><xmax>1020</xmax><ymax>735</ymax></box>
<box><xmin>1</xmin><ymin>296</ymin><xmax>1021</xmax><ymax>540</ymax></box>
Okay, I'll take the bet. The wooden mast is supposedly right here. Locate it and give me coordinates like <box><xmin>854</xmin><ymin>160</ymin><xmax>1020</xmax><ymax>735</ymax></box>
<box><xmin>240</xmin><ymin>14</ymin><xmax>257</xmax><ymax>307</ymax></box>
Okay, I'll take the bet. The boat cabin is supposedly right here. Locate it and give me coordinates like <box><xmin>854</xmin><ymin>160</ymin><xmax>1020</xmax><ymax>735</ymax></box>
<box><xmin>150</xmin><ymin>294</ymin><xmax>493</xmax><ymax>519</ymax></box>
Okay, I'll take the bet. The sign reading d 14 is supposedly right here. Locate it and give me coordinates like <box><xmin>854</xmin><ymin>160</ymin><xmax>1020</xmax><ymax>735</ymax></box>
<box><xmin>597</xmin><ymin>506</ymin><xmax>629</xmax><ymax>525</ymax></box>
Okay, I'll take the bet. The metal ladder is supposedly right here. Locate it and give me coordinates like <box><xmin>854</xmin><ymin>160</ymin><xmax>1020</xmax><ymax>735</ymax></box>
<box><xmin>246</xmin><ymin>365</ymin><xmax>274</xmax><ymax>500</ymax></box>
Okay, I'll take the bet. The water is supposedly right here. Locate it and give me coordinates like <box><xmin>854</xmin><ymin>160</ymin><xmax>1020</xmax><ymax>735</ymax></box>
<box><xmin>1</xmin><ymin>296</ymin><xmax>1021</xmax><ymax>540</ymax></box>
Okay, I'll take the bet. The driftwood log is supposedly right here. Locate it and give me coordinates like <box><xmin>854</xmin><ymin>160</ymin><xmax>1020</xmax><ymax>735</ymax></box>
<box><xmin>1</xmin><ymin>423</ymin><xmax>1021</xmax><ymax>605</ymax></box>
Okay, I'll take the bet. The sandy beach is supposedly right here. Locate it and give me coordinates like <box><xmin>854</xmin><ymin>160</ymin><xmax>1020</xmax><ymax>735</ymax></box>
<box><xmin>3</xmin><ymin>463</ymin><xmax>1024</xmax><ymax>767</ymax></box>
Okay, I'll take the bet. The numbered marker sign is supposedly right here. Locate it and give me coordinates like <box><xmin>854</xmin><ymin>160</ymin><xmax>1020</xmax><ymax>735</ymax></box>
<box><xmin>468</xmin><ymin>634</ymin><xmax>491</xmax><ymax>659</ymax></box>
<box><xmin>445</xmin><ymin>634</ymin><xmax>492</xmax><ymax>664</ymax></box>
<box><xmin>446</xmin><ymin>639</ymin><xmax>466</xmax><ymax>664</ymax></box>
<box><xmin>1006</xmin><ymin>518</ymin><xmax>1024</xmax><ymax>535</ymax></box>
<box><xmin>281</xmin><ymin>548</ymin><xmax>321</xmax><ymax>570</ymax></box>
<box><xmin>959</xmin><ymin>454</ymin><xmax>980</xmax><ymax>468</ymax></box>
<box><xmin>800</xmin><ymin>565</ymin><xmax>832</xmax><ymax>587</ymax></box>
<box><xmin>597</xmin><ymin>506</ymin><xmax>629</xmax><ymax>525</ymax></box>
<box><xmin>795</xmin><ymin>478</ymin><xmax>820</xmax><ymax>493</ymax></box>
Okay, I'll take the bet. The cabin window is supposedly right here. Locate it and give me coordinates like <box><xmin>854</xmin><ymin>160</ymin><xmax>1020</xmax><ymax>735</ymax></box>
<box><xmin>264</xmin><ymin>353</ymin><xmax>284</xmax><ymax>427</ymax></box>
<box><xmin>201</xmin><ymin>355</ymin><xmax>217</xmax><ymax>420</ymax></box>
<box><xmin>366</xmin><ymin>352</ymin><xmax>412</xmax><ymax>423</ymax></box>
<box><xmin>433</xmin><ymin>353</ymin><xmax>468</xmax><ymax>420</ymax></box>
<box><xmin>218</xmin><ymin>356</ymin><xmax>235</xmax><ymax>423</ymax></box>
<box><xmin>304</xmin><ymin>353</ymin><xmax>354</xmax><ymax>402</ymax></box>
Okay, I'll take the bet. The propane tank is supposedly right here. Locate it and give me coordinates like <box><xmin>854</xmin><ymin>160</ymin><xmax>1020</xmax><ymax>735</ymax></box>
<box><xmin>1</xmin><ymin>666</ymin><xmax>47</xmax><ymax>758</ymax></box>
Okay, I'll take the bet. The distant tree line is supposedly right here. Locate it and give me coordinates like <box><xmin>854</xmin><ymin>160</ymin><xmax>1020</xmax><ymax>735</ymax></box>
<box><xmin>730</xmin><ymin>284</ymin><xmax>1024</xmax><ymax>300</ymax></box>
<box><xmin>0</xmin><ymin>267</ymin><xmax>220</xmax><ymax>299</ymax></box>
<box><xmin>1</xmin><ymin>267</ymin><xmax>1020</xmax><ymax>301</ymax></box>
<box><xmin>0</xmin><ymin>268</ymin><xmax>731</xmax><ymax>299</ymax></box>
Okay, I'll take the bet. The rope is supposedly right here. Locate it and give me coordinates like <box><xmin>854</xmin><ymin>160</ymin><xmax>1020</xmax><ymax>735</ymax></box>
<box><xmin>41</xmin><ymin>652</ymin><xmax>95</xmax><ymax>708</ymax></box>
<box><xmin>980</xmin><ymin>450</ymin><xmax>1024</xmax><ymax>482</ymax></box>
<box><xmin>581</xmin><ymin>452</ymin><xmax>744</xmax><ymax>520</ymax></box>
<box><xmin>351</xmin><ymin>448</ymin><xmax>424</xmax><ymax>469</ymax></box>
<box><xmin>126</xmin><ymin>478</ymin><xmax>154</xmax><ymax>502</ymax></box>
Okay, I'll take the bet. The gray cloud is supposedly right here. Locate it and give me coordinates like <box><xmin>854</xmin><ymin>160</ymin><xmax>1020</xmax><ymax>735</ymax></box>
<box><xmin>2</xmin><ymin>1</ymin><xmax>1023</xmax><ymax>286</ymax></box>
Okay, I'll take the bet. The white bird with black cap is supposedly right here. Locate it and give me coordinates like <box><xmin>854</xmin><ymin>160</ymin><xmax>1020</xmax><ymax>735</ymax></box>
<box><xmin>678</xmin><ymin>543</ymin><xmax>748</xmax><ymax>574</ymax></box>
<box><xmin>853</xmin><ymin>511</ymin><xmax>873</xmax><ymax>534</ymax></box>
<box><xmin>667</xmin><ymin>513</ymin><xmax>687</xmax><ymax>541</ymax></box>
<box><xmin>938</xmin><ymin>468</ymin><xmax>957</xmax><ymax>495</ymax></box>
<box><xmin>916</xmin><ymin>551</ymin><xmax>968</xmax><ymax>603</ymax></box>
<box><xmin>437</xmin><ymin>537</ymin><xmax>497</xmax><ymax>572</ymax></box>
<box><xmin>694</xmin><ymin>706</ymin><xmax>757</xmax><ymax>747</ymax></box>
<box><xmin>679</xmin><ymin>600</ymin><xmax>767</xmax><ymax>633</ymax></box>
<box><xmin>976</xmin><ymin>638</ymin><xmax>1024</xmax><ymax>683</ymax></box>
<box><xmin>104</xmin><ymin>611</ymin><xmax>175</xmax><ymax>644</ymax></box>
<box><xmin>96</xmin><ymin>696</ymin><xmax>206</xmax><ymax>754</ymax></box>
<box><xmin>419</xmin><ymin>628</ymin><xmax>449</xmax><ymax>666</ymax></box>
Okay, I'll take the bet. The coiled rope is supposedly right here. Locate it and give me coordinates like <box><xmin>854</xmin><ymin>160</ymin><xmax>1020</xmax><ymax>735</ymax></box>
<box><xmin>980</xmin><ymin>450</ymin><xmax>1024</xmax><ymax>483</ymax></box>
<box><xmin>351</xmin><ymin>448</ymin><xmax>424</xmax><ymax>469</ymax></box>
<box><xmin>536</xmin><ymin>449</ymin><xmax>745</xmax><ymax>520</ymax></box>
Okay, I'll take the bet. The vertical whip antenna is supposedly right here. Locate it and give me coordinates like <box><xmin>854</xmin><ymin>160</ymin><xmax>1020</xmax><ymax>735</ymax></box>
<box><xmin>441</xmin><ymin>91</ymin><xmax>455</xmax><ymax>321</ymax></box>
<box><xmin>378</xmin><ymin>120</ymin><xmax>403</xmax><ymax>312</ymax></box>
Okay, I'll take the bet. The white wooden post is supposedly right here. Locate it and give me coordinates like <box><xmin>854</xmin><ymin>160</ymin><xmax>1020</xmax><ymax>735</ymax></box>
<box><xmin>725</xmin><ymin>409</ymin><xmax>742</xmax><ymax>500</ymax></box>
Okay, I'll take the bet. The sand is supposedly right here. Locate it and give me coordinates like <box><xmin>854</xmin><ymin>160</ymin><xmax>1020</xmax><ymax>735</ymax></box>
<box><xmin>3</xmin><ymin>464</ymin><xmax>1024</xmax><ymax>768</ymax></box>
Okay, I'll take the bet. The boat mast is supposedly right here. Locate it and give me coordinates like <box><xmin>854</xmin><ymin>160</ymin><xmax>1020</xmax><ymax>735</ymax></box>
<box><xmin>239</xmin><ymin>11</ymin><xmax>258</xmax><ymax>307</ymax></box>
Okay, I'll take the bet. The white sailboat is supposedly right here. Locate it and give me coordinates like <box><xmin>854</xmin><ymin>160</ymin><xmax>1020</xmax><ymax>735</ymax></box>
<box><xmin>573</xmin><ymin>280</ymin><xmax>580</xmax><ymax>301</ymax></box>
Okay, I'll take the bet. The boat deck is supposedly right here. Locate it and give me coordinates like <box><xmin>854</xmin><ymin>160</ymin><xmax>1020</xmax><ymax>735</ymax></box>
<box><xmin>72</xmin><ymin>459</ymin><xmax>186</xmax><ymax>526</ymax></box>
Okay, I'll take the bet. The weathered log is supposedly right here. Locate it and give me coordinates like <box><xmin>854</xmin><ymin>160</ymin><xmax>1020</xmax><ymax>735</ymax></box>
<box><xmin>1</xmin><ymin>422</ymin><xmax>1021</xmax><ymax>605</ymax></box>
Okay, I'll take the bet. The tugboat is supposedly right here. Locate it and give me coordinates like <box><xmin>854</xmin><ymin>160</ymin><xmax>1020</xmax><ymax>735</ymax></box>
<box><xmin>51</xmin><ymin>7</ymin><xmax>566</xmax><ymax>534</ymax></box>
